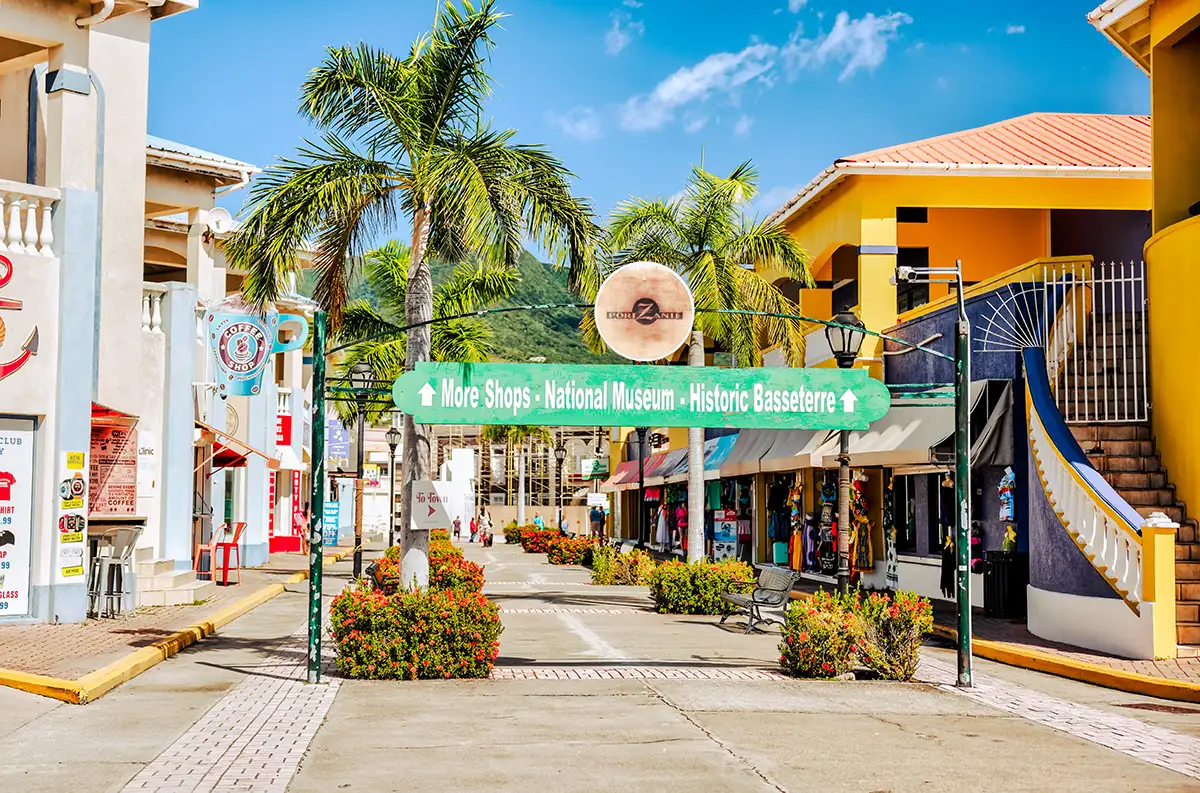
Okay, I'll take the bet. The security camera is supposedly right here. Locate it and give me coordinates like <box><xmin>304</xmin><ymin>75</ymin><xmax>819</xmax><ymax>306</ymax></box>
<box><xmin>894</xmin><ymin>266</ymin><xmax>914</xmax><ymax>282</ymax></box>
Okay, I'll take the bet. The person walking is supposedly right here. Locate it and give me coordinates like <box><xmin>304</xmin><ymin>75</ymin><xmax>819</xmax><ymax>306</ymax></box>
<box><xmin>466</xmin><ymin>516</ymin><xmax>476</xmax><ymax>543</ymax></box>
<box><xmin>532</xmin><ymin>512</ymin><xmax>545</xmax><ymax>530</ymax></box>
<box><xmin>453</xmin><ymin>516</ymin><xmax>463</xmax><ymax>541</ymax></box>
<box><xmin>589</xmin><ymin>504</ymin><xmax>605</xmax><ymax>540</ymax></box>
<box><xmin>480</xmin><ymin>509</ymin><xmax>493</xmax><ymax>543</ymax></box>
<box><xmin>469</xmin><ymin>515</ymin><xmax>479</xmax><ymax>543</ymax></box>
<box><xmin>297</xmin><ymin>502</ymin><xmax>312</xmax><ymax>557</ymax></box>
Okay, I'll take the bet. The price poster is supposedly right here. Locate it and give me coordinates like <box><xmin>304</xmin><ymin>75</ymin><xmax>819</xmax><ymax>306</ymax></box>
<box><xmin>56</xmin><ymin>451</ymin><xmax>88</xmax><ymax>582</ymax></box>
<box><xmin>0</xmin><ymin>418</ymin><xmax>36</xmax><ymax>615</ymax></box>
<box><xmin>90</xmin><ymin>426</ymin><xmax>137</xmax><ymax>515</ymax></box>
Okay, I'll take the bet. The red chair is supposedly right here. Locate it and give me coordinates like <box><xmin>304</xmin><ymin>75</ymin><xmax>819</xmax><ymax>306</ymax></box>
<box><xmin>195</xmin><ymin>522</ymin><xmax>246</xmax><ymax>585</ymax></box>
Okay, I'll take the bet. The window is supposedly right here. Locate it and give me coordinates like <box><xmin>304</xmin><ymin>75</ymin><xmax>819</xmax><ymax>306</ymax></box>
<box><xmin>896</xmin><ymin>248</ymin><xmax>930</xmax><ymax>313</ymax></box>
<box><xmin>897</xmin><ymin>207</ymin><xmax>928</xmax><ymax>223</ymax></box>
<box><xmin>893</xmin><ymin>475</ymin><xmax>917</xmax><ymax>553</ymax></box>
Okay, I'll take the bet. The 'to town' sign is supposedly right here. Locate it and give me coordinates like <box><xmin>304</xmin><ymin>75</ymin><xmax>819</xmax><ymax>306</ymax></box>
<box><xmin>594</xmin><ymin>261</ymin><xmax>694</xmax><ymax>362</ymax></box>
<box><xmin>0</xmin><ymin>255</ymin><xmax>39</xmax><ymax>381</ymax></box>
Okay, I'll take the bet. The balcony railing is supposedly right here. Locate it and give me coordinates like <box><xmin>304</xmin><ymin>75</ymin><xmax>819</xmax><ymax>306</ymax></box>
<box><xmin>141</xmin><ymin>284</ymin><xmax>166</xmax><ymax>333</ymax></box>
<box><xmin>0</xmin><ymin>181</ymin><xmax>60</xmax><ymax>257</ymax></box>
<box><xmin>277</xmin><ymin>387</ymin><xmax>293</xmax><ymax>417</ymax></box>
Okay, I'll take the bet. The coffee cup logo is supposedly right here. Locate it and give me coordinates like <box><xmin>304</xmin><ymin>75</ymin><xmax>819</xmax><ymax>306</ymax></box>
<box><xmin>206</xmin><ymin>297</ymin><xmax>308</xmax><ymax>397</ymax></box>
<box><xmin>594</xmin><ymin>261</ymin><xmax>694</xmax><ymax>362</ymax></box>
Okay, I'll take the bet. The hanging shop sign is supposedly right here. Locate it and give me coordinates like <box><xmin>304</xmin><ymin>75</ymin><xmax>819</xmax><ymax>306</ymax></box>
<box><xmin>363</xmin><ymin>464</ymin><xmax>380</xmax><ymax>488</ymax></box>
<box><xmin>205</xmin><ymin>296</ymin><xmax>308</xmax><ymax>397</ymax></box>
<box><xmin>0</xmin><ymin>418</ymin><xmax>35</xmax><ymax>615</ymax></box>
<box><xmin>326</xmin><ymin>419</ymin><xmax>351</xmax><ymax>471</ymax></box>
<box><xmin>56</xmin><ymin>450</ymin><xmax>88</xmax><ymax>582</ymax></box>
<box><xmin>410</xmin><ymin>480</ymin><xmax>452</xmax><ymax>531</ymax></box>
<box><xmin>0</xmin><ymin>255</ymin><xmax>39</xmax><ymax>382</ymax></box>
<box><xmin>579</xmin><ymin>457</ymin><xmax>609</xmax><ymax>480</ymax></box>
<box><xmin>322</xmin><ymin>501</ymin><xmax>341</xmax><ymax>547</ymax></box>
<box><xmin>90</xmin><ymin>426</ymin><xmax>137</xmax><ymax>515</ymax></box>
<box><xmin>594</xmin><ymin>261</ymin><xmax>695</xmax><ymax>362</ymax></box>
<box><xmin>393</xmin><ymin>362</ymin><xmax>890</xmax><ymax>430</ymax></box>
<box><xmin>276</xmin><ymin>415</ymin><xmax>293</xmax><ymax>447</ymax></box>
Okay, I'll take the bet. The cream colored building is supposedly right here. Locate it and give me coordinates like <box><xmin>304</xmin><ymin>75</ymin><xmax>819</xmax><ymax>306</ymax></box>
<box><xmin>0</xmin><ymin>1</ymin><xmax>310</xmax><ymax>622</ymax></box>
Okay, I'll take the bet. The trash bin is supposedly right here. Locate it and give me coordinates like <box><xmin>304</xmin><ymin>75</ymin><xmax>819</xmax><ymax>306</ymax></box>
<box><xmin>983</xmin><ymin>551</ymin><xmax>1028</xmax><ymax>619</ymax></box>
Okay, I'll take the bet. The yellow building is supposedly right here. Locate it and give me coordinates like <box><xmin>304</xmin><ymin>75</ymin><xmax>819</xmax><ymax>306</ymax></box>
<box><xmin>1091</xmin><ymin>1</ymin><xmax>1200</xmax><ymax>644</ymax></box>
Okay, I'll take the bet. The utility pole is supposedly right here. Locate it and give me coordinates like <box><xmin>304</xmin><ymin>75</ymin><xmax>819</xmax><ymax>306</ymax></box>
<box><xmin>686</xmin><ymin>330</ymin><xmax>705</xmax><ymax>562</ymax></box>
<box><xmin>953</xmin><ymin>263</ymin><xmax>974</xmax><ymax>687</ymax></box>
<box><xmin>306</xmin><ymin>311</ymin><xmax>326</xmax><ymax>685</ymax></box>
<box><xmin>836</xmin><ymin>429</ymin><xmax>851</xmax><ymax>594</ymax></box>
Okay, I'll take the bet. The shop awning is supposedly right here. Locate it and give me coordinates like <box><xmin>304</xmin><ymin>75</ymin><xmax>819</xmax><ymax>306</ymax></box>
<box><xmin>720</xmin><ymin>429</ymin><xmax>777</xmax><ymax>477</ymax></box>
<box><xmin>817</xmin><ymin>382</ymin><xmax>989</xmax><ymax>468</ymax></box>
<box><xmin>195</xmin><ymin>420</ymin><xmax>281</xmax><ymax>473</ymax></box>
<box><xmin>758</xmin><ymin>430</ymin><xmax>836</xmax><ymax>473</ymax></box>
<box><xmin>276</xmin><ymin>446</ymin><xmax>308</xmax><ymax>471</ymax></box>
<box><xmin>613</xmin><ymin>450</ymin><xmax>675</xmax><ymax>491</ymax></box>
<box><xmin>663</xmin><ymin>433</ymin><xmax>740</xmax><ymax>484</ymax></box>
<box><xmin>598</xmin><ymin>460</ymin><xmax>639</xmax><ymax>492</ymax></box>
<box><xmin>643</xmin><ymin>448</ymin><xmax>688</xmax><ymax>487</ymax></box>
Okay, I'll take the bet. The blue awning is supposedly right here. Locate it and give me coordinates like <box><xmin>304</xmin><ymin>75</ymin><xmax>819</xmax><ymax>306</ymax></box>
<box><xmin>663</xmin><ymin>433</ymin><xmax>740</xmax><ymax>484</ymax></box>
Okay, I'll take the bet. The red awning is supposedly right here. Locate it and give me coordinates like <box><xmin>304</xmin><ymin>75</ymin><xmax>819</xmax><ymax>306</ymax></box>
<box><xmin>212</xmin><ymin>441</ymin><xmax>250</xmax><ymax>470</ymax></box>
<box><xmin>91</xmin><ymin>402</ymin><xmax>139</xmax><ymax>427</ymax></box>
<box><xmin>599</xmin><ymin>460</ymin><xmax>639</xmax><ymax>492</ymax></box>
<box><xmin>195</xmin><ymin>420</ymin><xmax>280</xmax><ymax>474</ymax></box>
<box><xmin>613</xmin><ymin>451</ymin><xmax>673</xmax><ymax>491</ymax></box>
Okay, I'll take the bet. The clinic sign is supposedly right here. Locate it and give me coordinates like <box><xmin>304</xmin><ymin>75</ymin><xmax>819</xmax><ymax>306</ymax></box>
<box><xmin>393</xmin><ymin>362</ymin><xmax>890</xmax><ymax>430</ymax></box>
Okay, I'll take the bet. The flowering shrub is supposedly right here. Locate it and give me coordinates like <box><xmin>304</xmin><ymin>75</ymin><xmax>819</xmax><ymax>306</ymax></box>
<box><xmin>858</xmin><ymin>590</ymin><xmax>934</xmax><ymax>681</ymax></box>
<box><xmin>502</xmin><ymin>523</ymin><xmax>529</xmax><ymax>545</ymax></box>
<box><xmin>431</xmin><ymin>528</ymin><xmax>451</xmax><ymax>542</ymax></box>
<box><xmin>779</xmin><ymin>591</ymin><xmax>863</xmax><ymax>679</ymax></box>
<box><xmin>331</xmin><ymin>581</ymin><xmax>503</xmax><ymax>680</ymax></box>
<box><xmin>777</xmin><ymin>589</ymin><xmax>933</xmax><ymax>681</ymax></box>
<box><xmin>374</xmin><ymin>540</ymin><xmax>480</xmax><ymax>595</ymax></box>
<box><xmin>546</xmin><ymin>536</ymin><xmax>598</xmax><ymax>565</ymax></box>
<box><xmin>589</xmin><ymin>546</ymin><xmax>657</xmax><ymax>585</ymax></box>
<box><xmin>647</xmin><ymin>559</ymin><xmax>756</xmax><ymax>615</ymax></box>
<box><xmin>519</xmin><ymin>528</ymin><xmax>559</xmax><ymax>554</ymax></box>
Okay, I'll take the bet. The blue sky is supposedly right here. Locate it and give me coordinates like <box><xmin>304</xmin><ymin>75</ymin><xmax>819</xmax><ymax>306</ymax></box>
<box><xmin>149</xmin><ymin>0</ymin><xmax>1149</xmax><ymax>227</ymax></box>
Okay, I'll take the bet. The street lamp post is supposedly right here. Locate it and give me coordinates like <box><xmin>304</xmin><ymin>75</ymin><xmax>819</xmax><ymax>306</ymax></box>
<box><xmin>635</xmin><ymin>426</ymin><xmax>649</xmax><ymax>547</ymax></box>
<box><xmin>349</xmin><ymin>361</ymin><xmax>372</xmax><ymax>579</ymax></box>
<box><xmin>554</xmin><ymin>440</ymin><xmax>567</xmax><ymax>533</ymax></box>
<box><xmin>824</xmin><ymin>311</ymin><xmax>866</xmax><ymax>596</ymax></box>
<box><xmin>386</xmin><ymin>426</ymin><xmax>401</xmax><ymax>548</ymax></box>
<box><xmin>895</xmin><ymin>260</ymin><xmax>973</xmax><ymax>687</ymax></box>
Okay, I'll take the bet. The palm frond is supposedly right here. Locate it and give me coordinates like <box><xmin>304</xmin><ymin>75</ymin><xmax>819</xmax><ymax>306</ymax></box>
<box><xmin>431</xmin><ymin>317</ymin><xmax>495</xmax><ymax>363</ymax></box>
<box><xmin>434</xmin><ymin>259</ymin><xmax>520</xmax><ymax>317</ymax></box>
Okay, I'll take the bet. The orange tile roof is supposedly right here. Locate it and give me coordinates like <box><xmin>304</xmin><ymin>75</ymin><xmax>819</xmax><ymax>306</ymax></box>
<box><xmin>839</xmin><ymin>112</ymin><xmax>1150</xmax><ymax>169</ymax></box>
<box><xmin>768</xmin><ymin>112</ymin><xmax>1150</xmax><ymax>226</ymax></box>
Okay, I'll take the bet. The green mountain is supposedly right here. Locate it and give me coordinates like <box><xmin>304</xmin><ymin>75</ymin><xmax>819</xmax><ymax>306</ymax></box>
<box><xmin>431</xmin><ymin>251</ymin><xmax>622</xmax><ymax>364</ymax></box>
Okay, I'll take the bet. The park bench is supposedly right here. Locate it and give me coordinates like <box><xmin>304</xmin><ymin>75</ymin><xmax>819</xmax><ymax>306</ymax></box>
<box><xmin>719</xmin><ymin>565</ymin><xmax>799</xmax><ymax>634</ymax></box>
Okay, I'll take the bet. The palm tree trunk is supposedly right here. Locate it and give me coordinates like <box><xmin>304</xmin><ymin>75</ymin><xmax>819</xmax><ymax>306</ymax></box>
<box><xmin>687</xmin><ymin>330</ymin><xmax>705</xmax><ymax>563</ymax></box>
<box><xmin>400</xmin><ymin>203</ymin><xmax>433</xmax><ymax>588</ymax></box>
<box><xmin>517</xmin><ymin>441</ymin><xmax>527</xmax><ymax>525</ymax></box>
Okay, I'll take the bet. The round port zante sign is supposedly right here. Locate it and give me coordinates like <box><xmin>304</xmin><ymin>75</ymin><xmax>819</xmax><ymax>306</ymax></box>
<box><xmin>594</xmin><ymin>261</ymin><xmax>694</xmax><ymax>362</ymax></box>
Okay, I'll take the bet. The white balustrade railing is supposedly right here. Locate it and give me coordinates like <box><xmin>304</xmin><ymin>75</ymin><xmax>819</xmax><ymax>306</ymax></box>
<box><xmin>277</xmin><ymin>387</ymin><xmax>293</xmax><ymax>416</ymax></box>
<box><xmin>1028</xmin><ymin>401</ymin><xmax>1143</xmax><ymax>612</ymax></box>
<box><xmin>0</xmin><ymin>181</ymin><xmax>60</xmax><ymax>257</ymax></box>
<box><xmin>142</xmin><ymin>284</ymin><xmax>166</xmax><ymax>333</ymax></box>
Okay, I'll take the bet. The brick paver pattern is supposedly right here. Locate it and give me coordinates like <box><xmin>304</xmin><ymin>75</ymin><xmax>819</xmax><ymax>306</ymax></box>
<box><xmin>0</xmin><ymin>554</ymin><xmax>318</xmax><ymax>678</ymax></box>
<box><xmin>492</xmin><ymin>666</ymin><xmax>787</xmax><ymax>680</ymax></box>
<box><xmin>918</xmin><ymin>655</ymin><xmax>1200</xmax><ymax>780</ymax></box>
<box><xmin>121</xmin><ymin>626</ymin><xmax>339</xmax><ymax>793</ymax></box>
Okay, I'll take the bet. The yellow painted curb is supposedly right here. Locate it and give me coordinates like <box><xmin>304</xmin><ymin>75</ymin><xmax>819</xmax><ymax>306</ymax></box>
<box><xmin>787</xmin><ymin>590</ymin><xmax>1200</xmax><ymax>703</ymax></box>
<box><xmin>0</xmin><ymin>548</ymin><xmax>353</xmax><ymax>705</ymax></box>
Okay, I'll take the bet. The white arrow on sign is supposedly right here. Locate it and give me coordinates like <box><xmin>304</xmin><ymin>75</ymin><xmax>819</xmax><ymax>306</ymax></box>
<box><xmin>840</xmin><ymin>390</ymin><xmax>858</xmax><ymax>413</ymax></box>
<box><xmin>418</xmin><ymin>382</ymin><xmax>436</xmax><ymax>407</ymax></box>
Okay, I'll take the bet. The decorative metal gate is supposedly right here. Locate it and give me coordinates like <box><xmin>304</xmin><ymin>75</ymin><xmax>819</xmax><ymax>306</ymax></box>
<box><xmin>1044</xmin><ymin>260</ymin><xmax>1149</xmax><ymax>424</ymax></box>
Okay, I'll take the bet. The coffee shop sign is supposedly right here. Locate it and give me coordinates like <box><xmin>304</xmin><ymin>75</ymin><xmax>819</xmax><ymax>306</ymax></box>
<box><xmin>206</xmin><ymin>296</ymin><xmax>308</xmax><ymax>397</ymax></box>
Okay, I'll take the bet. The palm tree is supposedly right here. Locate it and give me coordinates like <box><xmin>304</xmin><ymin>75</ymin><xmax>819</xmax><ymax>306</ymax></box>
<box><xmin>601</xmin><ymin>162</ymin><xmax>813</xmax><ymax>561</ymax></box>
<box><xmin>332</xmin><ymin>240</ymin><xmax>519</xmax><ymax>426</ymax></box>
<box><xmin>226</xmin><ymin>1</ymin><xmax>601</xmax><ymax>586</ymax></box>
<box><xmin>479</xmin><ymin>424</ymin><xmax>553</xmax><ymax>524</ymax></box>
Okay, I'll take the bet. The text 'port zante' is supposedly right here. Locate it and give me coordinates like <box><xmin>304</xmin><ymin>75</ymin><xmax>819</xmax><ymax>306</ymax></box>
<box><xmin>392</xmin><ymin>363</ymin><xmax>891</xmax><ymax>431</ymax></box>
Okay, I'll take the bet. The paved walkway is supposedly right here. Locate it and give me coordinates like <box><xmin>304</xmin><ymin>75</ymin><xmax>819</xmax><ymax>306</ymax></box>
<box><xmin>3</xmin><ymin>540</ymin><xmax>1200</xmax><ymax>792</ymax></box>
<box><xmin>0</xmin><ymin>553</ymin><xmax>322</xmax><ymax>679</ymax></box>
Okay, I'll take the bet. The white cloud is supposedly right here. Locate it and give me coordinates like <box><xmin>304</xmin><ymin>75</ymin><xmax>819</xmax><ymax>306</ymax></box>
<box><xmin>1006</xmin><ymin>24</ymin><xmax>1026</xmax><ymax>34</ymax></box>
<box><xmin>733</xmin><ymin>114</ymin><xmax>753</xmax><ymax>136</ymax></box>
<box><xmin>623</xmin><ymin>0</ymin><xmax>643</xmax><ymax>6</ymax></box>
<box><xmin>619</xmin><ymin>43</ymin><xmax>778</xmax><ymax>131</ymax></box>
<box><xmin>783</xmin><ymin>10</ymin><xmax>912</xmax><ymax>81</ymax></box>
<box><xmin>605</xmin><ymin>12</ymin><xmax>645</xmax><ymax>55</ymax></box>
<box><xmin>684</xmin><ymin>116</ymin><xmax>709</xmax><ymax>134</ymax></box>
<box><xmin>550</xmin><ymin>107</ymin><xmax>602</xmax><ymax>141</ymax></box>
<box><xmin>748</xmin><ymin>184</ymin><xmax>804</xmax><ymax>218</ymax></box>
<box><xmin>787</xmin><ymin>0</ymin><xmax>807</xmax><ymax>11</ymax></box>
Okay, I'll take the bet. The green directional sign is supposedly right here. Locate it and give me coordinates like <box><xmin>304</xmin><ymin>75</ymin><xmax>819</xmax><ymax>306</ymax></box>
<box><xmin>393</xmin><ymin>363</ymin><xmax>890</xmax><ymax>430</ymax></box>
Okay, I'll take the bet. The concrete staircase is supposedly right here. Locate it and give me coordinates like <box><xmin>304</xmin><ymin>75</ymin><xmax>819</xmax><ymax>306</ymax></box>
<box><xmin>134</xmin><ymin>546</ymin><xmax>216</xmax><ymax>607</ymax></box>
<box><xmin>1074</xmin><ymin>423</ymin><xmax>1200</xmax><ymax>647</ymax></box>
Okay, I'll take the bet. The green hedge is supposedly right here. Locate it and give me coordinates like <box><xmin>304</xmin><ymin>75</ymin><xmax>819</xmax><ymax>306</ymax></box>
<box><xmin>374</xmin><ymin>540</ymin><xmax>482</xmax><ymax>595</ymax></box>
<box><xmin>589</xmin><ymin>546</ymin><xmax>657</xmax><ymax>585</ymax></box>
<box><xmin>546</xmin><ymin>536</ymin><xmax>598</xmax><ymax>565</ymax></box>
<box><xmin>646</xmin><ymin>559</ymin><xmax>756</xmax><ymax>614</ymax></box>
<box><xmin>779</xmin><ymin>589</ymin><xmax>933</xmax><ymax>680</ymax></box>
<box><xmin>519</xmin><ymin>528</ymin><xmax>559</xmax><ymax>554</ymax></box>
